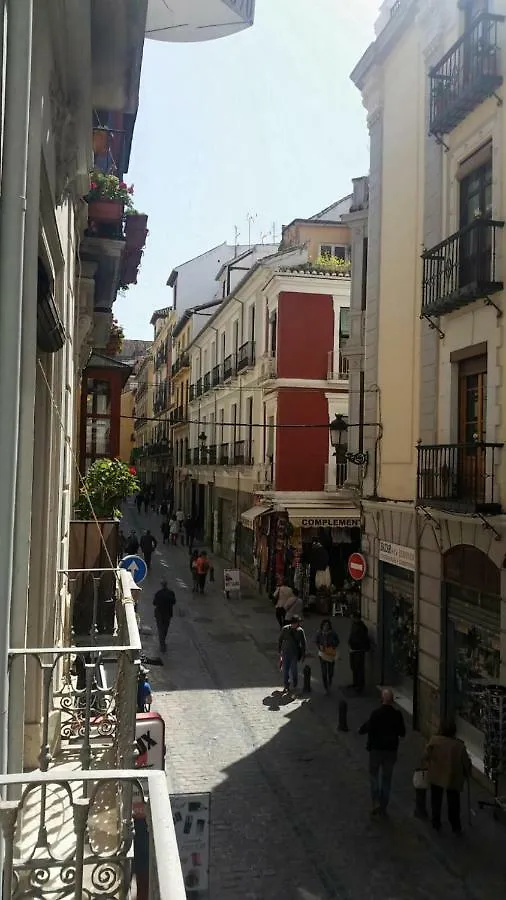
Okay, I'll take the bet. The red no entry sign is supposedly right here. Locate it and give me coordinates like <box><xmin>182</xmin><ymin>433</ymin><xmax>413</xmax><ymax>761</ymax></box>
<box><xmin>348</xmin><ymin>552</ymin><xmax>367</xmax><ymax>582</ymax></box>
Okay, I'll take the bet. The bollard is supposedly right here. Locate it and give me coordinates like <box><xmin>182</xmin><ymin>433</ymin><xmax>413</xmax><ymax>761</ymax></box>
<box><xmin>338</xmin><ymin>698</ymin><xmax>349</xmax><ymax>732</ymax></box>
<box><xmin>303</xmin><ymin>664</ymin><xmax>312</xmax><ymax>693</ymax></box>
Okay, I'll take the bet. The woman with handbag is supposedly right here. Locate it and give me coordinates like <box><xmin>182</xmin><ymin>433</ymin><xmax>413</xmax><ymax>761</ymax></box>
<box><xmin>315</xmin><ymin>618</ymin><xmax>340</xmax><ymax>694</ymax></box>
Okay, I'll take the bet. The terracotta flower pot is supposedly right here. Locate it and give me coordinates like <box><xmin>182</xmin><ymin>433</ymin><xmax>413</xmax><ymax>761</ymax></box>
<box><xmin>92</xmin><ymin>128</ymin><xmax>110</xmax><ymax>155</ymax></box>
<box><xmin>126</xmin><ymin>214</ymin><xmax>148</xmax><ymax>233</ymax></box>
<box><xmin>88</xmin><ymin>199</ymin><xmax>124</xmax><ymax>223</ymax></box>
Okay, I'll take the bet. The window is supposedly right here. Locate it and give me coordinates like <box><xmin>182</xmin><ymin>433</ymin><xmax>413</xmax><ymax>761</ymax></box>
<box><xmin>85</xmin><ymin>379</ymin><xmax>112</xmax><ymax>464</ymax></box>
<box><xmin>248</xmin><ymin>304</ymin><xmax>256</xmax><ymax>343</ymax></box>
<box><xmin>231</xmin><ymin>403</ymin><xmax>237</xmax><ymax>443</ymax></box>
<box><xmin>339</xmin><ymin>308</ymin><xmax>350</xmax><ymax>342</ymax></box>
<box><xmin>267</xmin><ymin>415</ymin><xmax>275</xmax><ymax>459</ymax></box>
<box><xmin>320</xmin><ymin>244</ymin><xmax>349</xmax><ymax>260</ymax></box>
<box><xmin>459</xmin><ymin>152</ymin><xmax>493</xmax><ymax>287</ymax></box>
<box><xmin>458</xmin><ymin>355</ymin><xmax>487</xmax><ymax>444</ymax></box>
<box><xmin>270</xmin><ymin>311</ymin><xmax>277</xmax><ymax>355</ymax></box>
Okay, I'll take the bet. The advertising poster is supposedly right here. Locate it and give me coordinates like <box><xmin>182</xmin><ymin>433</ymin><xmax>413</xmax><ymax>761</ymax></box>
<box><xmin>170</xmin><ymin>792</ymin><xmax>211</xmax><ymax>893</ymax></box>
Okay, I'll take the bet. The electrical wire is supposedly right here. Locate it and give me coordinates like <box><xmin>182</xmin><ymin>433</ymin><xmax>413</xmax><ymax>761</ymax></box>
<box><xmin>120</xmin><ymin>413</ymin><xmax>379</xmax><ymax>429</ymax></box>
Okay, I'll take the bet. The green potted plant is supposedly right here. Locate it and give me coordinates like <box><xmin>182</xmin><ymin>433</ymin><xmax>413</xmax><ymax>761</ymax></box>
<box><xmin>71</xmin><ymin>459</ymin><xmax>139</xmax><ymax>637</ymax></box>
<box><xmin>74</xmin><ymin>458</ymin><xmax>139</xmax><ymax>520</ymax></box>
<box><xmin>105</xmin><ymin>318</ymin><xmax>125</xmax><ymax>356</ymax></box>
<box><xmin>86</xmin><ymin>170</ymin><xmax>134</xmax><ymax>224</ymax></box>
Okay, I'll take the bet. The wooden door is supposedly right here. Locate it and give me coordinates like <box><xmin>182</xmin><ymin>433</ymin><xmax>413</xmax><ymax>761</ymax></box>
<box><xmin>458</xmin><ymin>356</ymin><xmax>487</xmax><ymax>503</ymax></box>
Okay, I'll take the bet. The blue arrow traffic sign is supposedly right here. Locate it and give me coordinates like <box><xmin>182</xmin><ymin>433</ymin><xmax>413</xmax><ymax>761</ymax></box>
<box><xmin>120</xmin><ymin>554</ymin><xmax>147</xmax><ymax>585</ymax></box>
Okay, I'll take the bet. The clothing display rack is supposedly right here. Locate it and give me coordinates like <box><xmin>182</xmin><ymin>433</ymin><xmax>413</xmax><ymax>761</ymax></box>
<box><xmin>479</xmin><ymin>684</ymin><xmax>506</xmax><ymax>819</ymax></box>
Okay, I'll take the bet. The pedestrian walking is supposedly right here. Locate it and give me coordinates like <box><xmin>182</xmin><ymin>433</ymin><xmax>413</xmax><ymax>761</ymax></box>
<box><xmin>143</xmin><ymin>494</ymin><xmax>150</xmax><ymax>514</ymax></box>
<box><xmin>118</xmin><ymin>528</ymin><xmax>126</xmax><ymax>558</ymax></box>
<box><xmin>125</xmin><ymin>530</ymin><xmax>139</xmax><ymax>555</ymax></box>
<box><xmin>190</xmin><ymin>550</ymin><xmax>199</xmax><ymax>592</ymax></box>
<box><xmin>278</xmin><ymin>616</ymin><xmax>306</xmax><ymax>694</ymax></box>
<box><xmin>136</xmin><ymin>666</ymin><xmax>152</xmax><ymax>713</ymax></box>
<box><xmin>169</xmin><ymin>516</ymin><xmax>179</xmax><ymax>545</ymax></box>
<box><xmin>274</xmin><ymin>579</ymin><xmax>295</xmax><ymax>628</ymax></box>
<box><xmin>359</xmin><ymin>688</ymin><xmax>406</xmax><ymax>817</ymax></box>
<box><xmin>161</xmin><ymin>519</ymin><xmax>170</xmax><ymax>545</ymax></box>
<box><xmin>348</xmin><ymin>611</ymin><xmax>370</xmax><ymax>693</ymax></box>
<box><xmin>140</xmin><ymin>530</ymin><xmax>157</xmax><ymax>569</ymax></box>
<box><xmin>315</xmin><ymin>618</ymin><xmax>340</xmax><ymax>694</ymax></box>
<box><xmin>175</xmin><ymin>507</ymin><xmax>184</xmax><ymax>541</ymax></box>
<box><xmin>135</xmin><ymin>493</ymin><xmax>143</xmax><ymax>514</ymax></box>
<box><xmin>153</xmin><ymin>579</ymin><xmax>176</xmax><ymax>653</ymax></box>
<box><xmin>184</xmin><ymin>515</ymin><xmax>195</xmax><ymax>551</ymax></box>
<box><xmin>195</xmin><ymin>550</ymin><xmax>210</xmax><ymax>593</ymax></box>
<box><xmin>421</xmin><ymin>718</ymin><xmax>472</xmax><ymax>834</ymax></box>
<box><xmin>160</xmin><ymin>499</ymin><xmax>168</xmax><ymax>518</ymax></box>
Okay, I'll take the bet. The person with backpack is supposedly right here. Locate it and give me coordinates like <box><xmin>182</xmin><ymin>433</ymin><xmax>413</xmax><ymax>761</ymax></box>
<box><xmin>140</xmin><ymin>530</ymin><xmax>157</xmax><ymax>570</ymax></box>
<box><xmin>153</xmin><ymin>579</ymin><xmax>176</xmax><ymax>653</ymax></box>
<box><xmin>278</xmin><ymin>616</ymin><xmax>306</xmax><ymax>695</ymax></box>
<box><xmin>195</xmin><ymin>550</ymin><xmax>210</xmax><ymax>594</ymax></box>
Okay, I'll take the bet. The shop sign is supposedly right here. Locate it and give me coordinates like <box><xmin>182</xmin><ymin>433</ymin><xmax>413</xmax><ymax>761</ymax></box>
<box><xmin>133</xmin><ymin>713</ymin><xmax>166</xmax><ymax>818</ymax></box>
<box><xmin>379</xmin><ymin>541</ymin><xmax>415</xmax><ymax>571</ymax></box>
<box><xmin>300</xmin><ymin>517</ymin><xmax>359</xmax><ymax>528</ymax></box>
<box><xmin>171</xmin><ymin>793</ymin><xmax>211</xmax><ymax>893</ymax></box>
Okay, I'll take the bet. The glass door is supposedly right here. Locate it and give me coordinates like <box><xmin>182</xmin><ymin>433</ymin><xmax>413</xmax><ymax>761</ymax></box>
<box><xmin>458</xmin><ymin>355</ymin><xmax>487</xmax><ymax>504</ymax></box>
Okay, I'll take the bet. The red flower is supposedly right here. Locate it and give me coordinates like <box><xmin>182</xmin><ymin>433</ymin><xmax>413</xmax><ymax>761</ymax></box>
<box><xmin>119</xmin><ymin>181</ymin><xmax>127</xmax><ymax>189</ymax></box>
<box><xmin>128</xmin><ymin>185</ymin><xmax>134</xmax><ymax>194</ymax></box>
<box><xmin>90</xmin><ymin>182</ymin><xmax>97</xmax><ymax>190</ymax></box>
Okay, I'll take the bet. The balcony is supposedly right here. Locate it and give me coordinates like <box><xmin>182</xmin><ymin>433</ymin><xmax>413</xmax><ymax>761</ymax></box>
<box><xmin>237</xmin><ymin>340</ymin><xmax>255</xmax><ymax>372</ymax></box>
<box><xmin>233</xmin><ymin>440</ymin><xmax>253</xmax><ymax>465</ymax></box>
<box><xmin>417</xmin><ymin>442</ymin><xmax>503</xmax><ymax>514</ymax></box>
<box><xmin>324</xmin><ymin>461</ymin><xmax>348</xmax><ymax>491</ymax></box>
<box><xmin>196</xmin><ymin>377</ymin><xmax>203</xmax><ymax>398</ymax></box>
<box><xmin>223</xmin><ymin>354</ymin><xmax>235</xmax><ymax>381</ymax></box>
<box><xmin>172</xmin><ymin>351</ymin><xmax>190</xmax><ymax>377</ymax></box>
<box><xmin>0</xmin><ymin>569</ymin><xmax>188</xmax><ymax>899</ymax></box>
<box><xmin>0</xmin><ymin>770</ymin><xmax>186</xmax><ymax>900</ymax></box>
<box><xmin>327</xmin><ymin>350</ymin><xmax>350</xmax><ymax>381</ymax></box>
<box><xmin>212</xmin><ymin>363</ymin><xmax>222</xmax><ymax>387</ymax></box>
<box><xmin>203</xmin><ymin>371</ymin><xmax>211</xmax><ymax>393</ymax></box>
<box><xmin>429</xmin><ymin>13</ymin><xmax>504</xmax><ymax>138</ymax></box>
<box><xmin>189</xmin><ymin>383</ymin><xmax>196</xmax><ymax>402</ymax></box>
<box><xmin>421</xmin><ymin>219</ymin><xmax>504</xmax><ymax>317</ymax></box>
<box><xmin>219</xmin><ymin>442</ymin><xmax>229</xmax><ymax>465</ymax></box>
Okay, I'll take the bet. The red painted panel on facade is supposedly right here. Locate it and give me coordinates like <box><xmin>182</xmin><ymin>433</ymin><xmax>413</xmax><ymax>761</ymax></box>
<box><xmin>276</xmin><ymin>291</ymin><xmax>334</xmax><ymax>380</ymax></box>
<box><xmin>275</xmin><ymin>389</ymin><xmax>329</xmax><ymax>491</ymax></box>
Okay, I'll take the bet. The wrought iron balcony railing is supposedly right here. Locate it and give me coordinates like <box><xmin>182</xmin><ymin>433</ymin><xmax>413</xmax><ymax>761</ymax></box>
<box><xmin>212</xmin><ymin>363</ymin><xmax>222</xmax><ymax>387</ymax></box>
<box><xmin>236</xmin><ymin>340</ymin><xmax>255</xmax><ymax>372</ymax></box>
<box><xmin>327</xmin><ymin>350</ymin><xmax>350</xmax><ymax>381</ymax></box>
<box><xmin>223</xmin><ymin>354</ymin><xmax>235</xmax><ymax>380</ymax></box>
<box><xmin>421</xmin><ymin>218</ymin><xmax>504</xmax><ymax>317</ymax></box>
<box><xmin>0</xmin><ymin>769</ymin><xmax>186</xmax><ymax>900</ymax></box>
<box><xmin>203</xmin><ymin>371</ymin><xmax>211</xmax><ymax>393</ymax></box>
<box><xmin>219</xmin><ymin>442</ymin><xmax>229</xmax><ymax>465</ymax></box>
<box><xmin>429</xmin><ymin>13</ymin><xmax>504</xmax><ymax>138</ymax></box>
<box><xmin>207</xmin><ymin>444</ymin><xmax>217</xmax><ymax>465</ymax></box>
<box><xmin>189</xmin><ymin>384</ymin><xmax>196</xmax><ymax>402</ymax></box>
<box><xmin>232</xmin><ymin>440</ymin><xmax>253</xmax><ymax>465</ymax></box>
<box><xmin>195</xmin><ymin>377</ymin><xmax>203</xmax><ymax>398</ymax></box>
<box><xmin>417</xmin><ymin>442</ymin><xmax>503</xmax><ymax>514</ymax></box>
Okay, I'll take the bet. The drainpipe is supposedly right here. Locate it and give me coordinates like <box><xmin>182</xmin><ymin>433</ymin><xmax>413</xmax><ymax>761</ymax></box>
<box><xmin>8</xmin><ymin>0</ymin><xmax>39</xmax><ymax>778</ymax></box>
<box><xmin>0</xmin><ymin>0</ymin><xmax>33</xmax><ymax>778</ymax></box>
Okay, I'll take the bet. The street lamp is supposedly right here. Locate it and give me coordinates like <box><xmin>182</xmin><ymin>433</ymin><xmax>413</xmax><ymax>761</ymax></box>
<box><xmin>198</xmin><ymin>431</ymin><xmax>207</xmax><ymax>463</ymax></box>
<box><xmin>329</xmin><ymin>415</ymin><xmax>369</xmax><ymax>468</ymax></box>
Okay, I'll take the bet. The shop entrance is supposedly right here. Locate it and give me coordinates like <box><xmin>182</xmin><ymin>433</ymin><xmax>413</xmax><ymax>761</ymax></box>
<box><xmin>443</xmin><ymin>545</ymin><xmax>501</xmax><ymax>750</ymax></box>
<box><xmin>379</xmin><ymin>562</ymin><xmax>415</xmax><ymax>696</ymax></box>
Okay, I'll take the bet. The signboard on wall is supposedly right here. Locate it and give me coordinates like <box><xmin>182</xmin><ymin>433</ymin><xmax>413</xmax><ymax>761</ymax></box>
<box><xmin>133</xmin><ymin>713</ymin><xmax>166</xmax><ymax>818</ymax></box>
<box><xmin>171</xmin><ymin>792</ymin><xmax>211</xmax><ymax>893</ymax></box>
<box><xmin>300</xmin><ymin>518</ymin><xmax>359</xmax><ymax>528</ymax></box>
<box><xmin>379</xmin><ymin>541</ymin><xmax>415</xmax><ymax>571</ymax></box>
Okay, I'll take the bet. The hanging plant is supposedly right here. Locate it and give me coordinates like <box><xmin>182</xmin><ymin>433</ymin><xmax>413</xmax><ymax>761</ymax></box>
<box><xmin>74</xmin><ymin>458</ymin><xmax>139</xmax><ymax>520</ymax></box>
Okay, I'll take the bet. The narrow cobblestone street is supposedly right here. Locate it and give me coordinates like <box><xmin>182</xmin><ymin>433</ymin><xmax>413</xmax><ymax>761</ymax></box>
<box><xmin>125</xmin><ymin>505</ymin><xmax>506</xmax><ymax>900</ymax></box>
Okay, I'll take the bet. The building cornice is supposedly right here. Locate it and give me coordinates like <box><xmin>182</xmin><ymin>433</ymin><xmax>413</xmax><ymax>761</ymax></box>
<box><xmin>350</xmin><ymin>0</ymin><xmax>419</xmax><ymax>93</ymax></box>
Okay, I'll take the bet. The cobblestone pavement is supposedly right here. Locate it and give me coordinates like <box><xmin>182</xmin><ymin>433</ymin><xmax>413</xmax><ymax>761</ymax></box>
<box><xmin>124</xmin><ymin>504</ymin><xmax>506</xmax><ymax>899</ymax></box>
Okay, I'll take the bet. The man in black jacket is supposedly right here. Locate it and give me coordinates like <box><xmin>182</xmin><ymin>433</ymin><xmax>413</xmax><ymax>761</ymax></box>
<box><xmin>348</xmin><ymin>611</ymin><xmax>370</xmax><ymax>693</ymax></box>
<box><xmin>140</xmin><ymin>530</ymin><xmax>157</xmax><ymax>570</ymax></box>
<box><xmin>153</xmin><ymin>580</ymin><xmax>176</xmax><ymax>653</ymax></box>
<box><xmin>359</xmin><ymin>688</ymin><xmax>406</xmax><ymax>817</ymax></box>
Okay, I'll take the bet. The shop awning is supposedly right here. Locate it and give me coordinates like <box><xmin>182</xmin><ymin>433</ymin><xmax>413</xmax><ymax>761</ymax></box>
<box><xmin>241</xmin><ymin>506</ymin><xmax>272</xmax><ymax>529</ymax></box>
<box><xmin>284</xmin><ymin>509</ymin><xmax>360</xmax><ymax>529</ymax></box>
